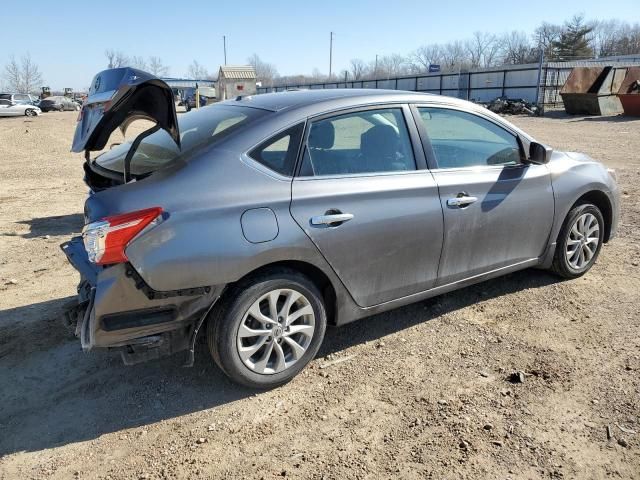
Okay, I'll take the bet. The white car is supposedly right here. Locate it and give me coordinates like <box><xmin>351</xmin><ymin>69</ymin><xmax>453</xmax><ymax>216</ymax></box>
<box><xmin>0</xmin><ymin>99</ymin><xmax>41</xmax><ymax>117</ymax></box>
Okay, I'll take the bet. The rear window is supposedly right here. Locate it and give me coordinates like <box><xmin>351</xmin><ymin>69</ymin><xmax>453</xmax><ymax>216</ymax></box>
<box><xmin>94</xmin><ymin>105</ymin><xmax>268</xmax><ymax>175</ymax></box>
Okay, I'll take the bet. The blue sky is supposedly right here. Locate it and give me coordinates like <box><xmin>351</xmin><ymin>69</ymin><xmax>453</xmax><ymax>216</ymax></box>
<box><xmin>1</xmin><ymin>0</ymin><xmax>638</xmax><ymax>90</ymax></box>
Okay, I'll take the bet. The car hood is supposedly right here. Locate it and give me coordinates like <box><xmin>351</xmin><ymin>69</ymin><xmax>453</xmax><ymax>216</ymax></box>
<box><xmin>71</xmin><ymin>67</ymin><xmax>180</xmax><ymax>153</ymax></box>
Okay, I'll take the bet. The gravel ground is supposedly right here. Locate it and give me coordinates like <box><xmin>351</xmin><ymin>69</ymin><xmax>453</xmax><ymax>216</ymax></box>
<box><xmin>0</xmin><ymin>110</ymin><xmax>639</xmax><ymax>480</ymax></box>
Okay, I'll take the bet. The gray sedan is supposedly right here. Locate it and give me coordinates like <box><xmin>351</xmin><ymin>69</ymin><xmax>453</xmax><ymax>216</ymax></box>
<box><xmin>62</xmin><ymin>68</ymin><xmax>619</xmax><ymax>388</ymax></box>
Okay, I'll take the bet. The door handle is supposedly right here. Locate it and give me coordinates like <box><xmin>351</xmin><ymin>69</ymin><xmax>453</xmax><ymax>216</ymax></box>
<box><xmin>447</xmin><ymin>195</ymin><xmax>478</xmax><ymax>207</ymax></box>
<box><xmin>310</xmin><ymin>212</ymin><xmax>354</xmax><ymax>226</ymax></box>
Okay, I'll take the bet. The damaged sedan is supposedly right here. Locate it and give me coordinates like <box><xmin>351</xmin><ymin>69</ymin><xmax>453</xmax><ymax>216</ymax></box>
<box><xmin>62</xmin><ymin>67</ymin><xmax>619</xmax><ymax>388</ymax></box>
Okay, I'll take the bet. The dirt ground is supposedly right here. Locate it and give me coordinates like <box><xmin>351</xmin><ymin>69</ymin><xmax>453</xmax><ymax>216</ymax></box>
<box><xmin>0</xmin><ymin>110</ymin><xmax>639</xmax><ymax>480</ymax></box>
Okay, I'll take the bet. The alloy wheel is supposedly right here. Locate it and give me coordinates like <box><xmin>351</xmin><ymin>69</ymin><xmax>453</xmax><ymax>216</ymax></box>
<box><xmin>236</xmin><ymin>288</ymin><xmax>315</xmax><ymax>375</ymax></box>
<box><xmin>565</xmin><ymin>212</ymin><xmax>600</xmax><ymax>270</ymax></box>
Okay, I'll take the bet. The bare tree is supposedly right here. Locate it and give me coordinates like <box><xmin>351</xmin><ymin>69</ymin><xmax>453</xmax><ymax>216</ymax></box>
<box><xmin>186</xmin><ymin>60</ymin><xmax>209</xmax><ymax>79</ymax></box>
<box><xmin>147</xmin><ymin>56</ymin><xmax>169</xmax><ymax>77</ymax></box>
<box><xmin>130</xmin><ymin>56</ymin><xmax>147</xmax><ymax>71</ymax></box>
<box><xmin>590</xmin><ymin>19</ymin><xmax>640</xmax><ymax>57</ymax></box>
<box><xmin>247</xmin><ymin>54</ymin><xmax>278</xmax><ymax>87</ymax></box>
<box><xmin>442</xmin><ymin>41</ymin><xmax>469</xmax><ymax>71</ymax></box>
<box><xmin>311</xmin><ymin>68</ymin><xmax>326</xmax><ymax>82</ymax></box>
<box><xmin>376</xmin><ymin>54</ymin><xmax>408</xmax><ymax>78</ymax></box>
<box><xmin>465</xmin><ymin>32</ymin><xmax>501</xmax><ymax>68</ymax></box>
<box><xmin>411</xmin><ymin>44</ymin><xmax>443</xmax><ymax>72</ymax></box>
<box><xmin>349</xmin><ymin>58</ymin><xmax>367</xmax><ymax>80</ymax></box>
<box><xmin>3</xmin><ymin>53</ymin><xmax>43</xmax><ymax>93</ymax></box>
<box><xmin>105</xmin><ymin>49</ymin><xmax>129</xmax><ymax>68</ymax></box>
<box><xmin>501</xmin><ymin>31</ymin><xmax>538</xmax><ymax>64</ymax></box>
<box><xmin>534</xmin><ymin>22</ymin><xmax>563</xmax><ymax>57</ymax></box>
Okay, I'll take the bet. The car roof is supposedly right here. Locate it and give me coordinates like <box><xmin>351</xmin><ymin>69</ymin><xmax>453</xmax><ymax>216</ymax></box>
<box><xmin>223</xmin><ymin>88</ymin><xmax>472</xmax><ymax>113</ymax></box>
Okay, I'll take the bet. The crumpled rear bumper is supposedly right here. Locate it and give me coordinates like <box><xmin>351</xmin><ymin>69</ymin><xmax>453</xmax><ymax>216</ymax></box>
<box><xmin>60</xmin><ymin>236</ymin><xmax>221</xmax><ymax>363</ymax></box>
<box><xmin>60</xmin><ymin>237</ymin><xmax>97</xmax><ymax>350</ymax></box>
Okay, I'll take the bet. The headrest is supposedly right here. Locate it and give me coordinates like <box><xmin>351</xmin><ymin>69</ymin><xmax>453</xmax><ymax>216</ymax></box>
<box><xmin>309</xmin><ymin>121</ymin><xmax>335</xmax><ymax>149</ymax></box>
<box><xmin>360</xmin><ymin>125</ymin><xmax>398</xmax><ymax>158</ymax></box>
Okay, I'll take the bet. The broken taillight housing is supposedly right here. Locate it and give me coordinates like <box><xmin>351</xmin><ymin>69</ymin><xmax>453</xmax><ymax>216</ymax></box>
<box><xmin>82</xmin><ymin>207</ymin><xmax>163</xmax><ymax>265</ymax></box>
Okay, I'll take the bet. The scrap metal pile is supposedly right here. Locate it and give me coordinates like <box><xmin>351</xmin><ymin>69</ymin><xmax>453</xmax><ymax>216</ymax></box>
<box><xmin>483</xmin><ymin>97</ymin><xmax>540</xmax><ymax>116</ymax></box>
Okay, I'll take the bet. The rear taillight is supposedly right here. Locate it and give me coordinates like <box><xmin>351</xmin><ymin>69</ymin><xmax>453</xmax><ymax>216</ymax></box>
<box><xmin>82</xmin><ymin>207</ymin><xmax>163</xmax><ymax>265</ymax></box>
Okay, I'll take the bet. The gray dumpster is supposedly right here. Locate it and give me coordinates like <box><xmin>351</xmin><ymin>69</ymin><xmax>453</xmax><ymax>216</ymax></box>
<box><xmin>560</xmin><ymin>67</ymin><xmax>625</xmax><ymax>115</ymax></box>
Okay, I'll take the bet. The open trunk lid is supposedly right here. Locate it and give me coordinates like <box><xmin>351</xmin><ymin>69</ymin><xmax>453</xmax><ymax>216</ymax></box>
<box><xmin>72</xmin><ymin>67</ymin><xmax>180</xmax><ymax>153</ymax></box>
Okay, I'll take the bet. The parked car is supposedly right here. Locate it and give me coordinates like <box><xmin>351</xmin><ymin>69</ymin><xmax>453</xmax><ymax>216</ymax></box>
<box><xmin>63</xmin><ymin>68</ymin><xmax>619</xmax><ymax>388</ymax></box>
<box><xmin>39</xmin><ymin>96</ymin><xmax>80</xmax><ymax>112</ymax></box>
<box><xmin>0</xmin><ymin>92</ymin><xmax>39</xmax><ymax>105</ymax></box>
<box><xmin>0</xmin><ymin>99</ymin><xmax>41</xmax><ymax>117</ymax></box>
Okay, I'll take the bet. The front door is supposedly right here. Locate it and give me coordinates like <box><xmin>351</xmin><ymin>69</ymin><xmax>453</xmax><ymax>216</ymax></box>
<box><xmin>415</xmin><ymin>106</ymin><xmax>555</xmax><ymax>285</ymax></box>
<box><xmin>290</xmin><ymin>106</ymin><xmax>444</xmax><ymax>307</ymax></box>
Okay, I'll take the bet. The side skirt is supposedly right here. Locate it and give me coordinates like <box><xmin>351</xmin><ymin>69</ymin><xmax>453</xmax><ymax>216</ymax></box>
<box><xmin>335</xmin><ymin>258</ymin><xmax>541</xmax><ymax>326</ymax></box>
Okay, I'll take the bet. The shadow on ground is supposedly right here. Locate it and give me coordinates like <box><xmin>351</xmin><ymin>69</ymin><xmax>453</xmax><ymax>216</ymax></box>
<box><xmin>542</xmin><ymin>110</ymin><xmax>639</xmax><ymax>123</ymax></box>
<box><xmin>0</xmin><ymin>268</ymin><xmax>560</xmax><ymax>456</ymax></box>
<box><xmin>11</xmin><ymin>213</ymin><xmax>84</xmax><ymax>238</ymax></box>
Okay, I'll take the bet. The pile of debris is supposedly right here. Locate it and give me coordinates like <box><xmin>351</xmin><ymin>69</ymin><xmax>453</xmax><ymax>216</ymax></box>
<box><xmin>484</xmin><ymin>97</ymin><xmax>540</xmax><ymax>116</ymax></box>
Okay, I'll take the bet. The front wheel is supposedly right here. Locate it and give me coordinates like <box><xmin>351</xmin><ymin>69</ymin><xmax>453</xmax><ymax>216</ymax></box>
<box><xmin>551</xmin><ymin>203</ymin><xmax>605</xmax><ymax>278</ymax></box>
<box><xmin>25</xmin><ymin>109</ymin><xmax>36</xmax><ymax>117</ymax></box>
<box><xmin>207</xmin><ymin>270</ymin><xmax>327</xmax><ymax>388</ymax></box>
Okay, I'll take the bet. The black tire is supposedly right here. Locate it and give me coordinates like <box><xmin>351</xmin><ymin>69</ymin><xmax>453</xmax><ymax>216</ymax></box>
<box><xmin>25</xmin><ymin>109</ymin><xmax>36</xmax><ymax>117</ymax></box>
<box><xmin>58</xmin><ymin>105</ymin><xmax>64</xmax><ymax>112</ymax></box>
<box><xmin>207</xmin><ymin>269</ymin><xmax>327</xmax><ymax>389</ymax></box>
<box><xmin>551</xmin><ymin>203</ymin><xmax>605</xmax><ymax>279</ymax></box>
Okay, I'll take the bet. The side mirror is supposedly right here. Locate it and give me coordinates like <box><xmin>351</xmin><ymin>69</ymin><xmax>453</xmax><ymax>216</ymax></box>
<box><xmin>528</xmin><ymin>141</ymin><xmax>553</xmax><ymax>164</ymax></box>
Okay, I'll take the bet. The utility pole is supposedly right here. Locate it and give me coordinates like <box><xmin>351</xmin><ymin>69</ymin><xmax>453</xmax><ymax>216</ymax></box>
<box><xmin>329</xmin><ymin>31</ymin><xmax>334</xmax><ymax>78</ymax></box>
<box><xmin>223</xmin><ymin>35</ymin><xmax>227</xmax><ymax>65</ymax></box>
<box><xmin>374</xmin><ymin>54</ymin><xmax>378</xmax><ymax>78</ymax></box>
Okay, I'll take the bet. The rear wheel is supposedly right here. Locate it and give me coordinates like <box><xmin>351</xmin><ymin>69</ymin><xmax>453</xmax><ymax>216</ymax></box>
<box><xmin>551</xmin><ymin>203</ymin><xmax>604</xmax><ymax>278</ymax></box>
<box><xmin>207</xmin><ymin>270</ymin><xmax>326</xmax><ymax>388</ymax></box>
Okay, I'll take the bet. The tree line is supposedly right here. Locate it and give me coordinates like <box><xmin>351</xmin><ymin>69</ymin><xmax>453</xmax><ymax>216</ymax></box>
<box><xmin>275</xmin><ymin>15</ymin><xmax>640</xmax><ymax>86</ymax></box>
<box><xmin>2</xmin><ymin>14</ymin><xmax>639</xmax><ymax>94</ymax></box>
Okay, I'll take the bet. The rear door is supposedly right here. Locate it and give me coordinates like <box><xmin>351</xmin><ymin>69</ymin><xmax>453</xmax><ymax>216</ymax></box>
<box><xmin>0</xmin><ymin>99</ymin><xmax>12</xmax><ymax>116</ymax></box>
<box><xmin>414</xmin><ymin>105</ymin><xmax>554</xmax><ymax>285</ymax></box>
<box><xmin>290</xmin><ymin>105</ymin><xmax>444</xmax><ymax>307</ymax></box>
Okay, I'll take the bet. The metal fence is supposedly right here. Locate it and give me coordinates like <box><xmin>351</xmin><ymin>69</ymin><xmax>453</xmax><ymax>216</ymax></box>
<box><xmin>257</xmin><ymin>59</ymin><xmax>640</xmax><ymax>115</ymax></box>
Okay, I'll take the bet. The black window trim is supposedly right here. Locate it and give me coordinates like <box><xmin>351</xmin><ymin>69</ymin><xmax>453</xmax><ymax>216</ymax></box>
<box><xmin>410</xmin><ymin>103</ymin><xmax>528</xmax><ymax>172</ymax></box>
<box><xmin>293</xmin><ymin>103</ymin><xmax>428</xmax><ymax>179</ymax></box>
<box><xmin>247</xmin><ymin>122</ymin><xmax>306</xmax><ymax>177</ymax></box>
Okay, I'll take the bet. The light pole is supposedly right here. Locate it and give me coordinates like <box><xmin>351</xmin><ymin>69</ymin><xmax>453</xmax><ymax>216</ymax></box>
<box><xmin>329</xmin><ymin>32</ymin><xmax>335</xmax><ymax>78</ymax></box>
<box><xmin>223</xmin><ymin>35</ymin><xmax>227</xmax><ymax>65</ymax></box>
<box><xmin>374</xmin><ymin>54</ymin><xmax>378</xmax><ymax>78</ymax></box>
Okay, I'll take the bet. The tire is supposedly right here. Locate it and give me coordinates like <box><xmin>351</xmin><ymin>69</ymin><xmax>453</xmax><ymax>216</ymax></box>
<box><xmin>58</xmin><ymin>105</ymin><xmax>64</xmax><ymax>112</ymax></box>
<box><xmin>207</xmin><ymin>269</ymin><xmax>327</xmax><ymax>389</ymax></box>
<box><xmin>25</xmin><ymin>109</ymin><xmax>36</xmax><ymax>117</ymax></box>
<box><xmin>551</xmin><ymin>203</ymin><xmax>605</xmax><ymax>279</ymax></box>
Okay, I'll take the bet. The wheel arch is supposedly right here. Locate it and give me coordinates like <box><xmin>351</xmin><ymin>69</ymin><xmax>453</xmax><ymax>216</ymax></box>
<box><xmin>572</xmin><ymin>190</ymin><xmax>613</xmax><ymax>242</ymax></box>
<box><xmin>217</xmin><ymin>260</ymin><xmax>339</xmax><ymax>325</ymax></box>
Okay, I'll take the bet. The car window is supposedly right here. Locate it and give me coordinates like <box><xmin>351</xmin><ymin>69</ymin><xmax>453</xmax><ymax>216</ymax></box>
<box><xmin>0</xmin><ymin>99</ymin><xmax>11</xmax><ymax>106</ymax></box>
<box><xmin>16</xmin><ymin>94</ymin><xmax>28</xmax><ymax>101</ymax></box>
<box><xmin>0</xmin><ymin>94</ymin><xmax>10</xmax><ymax>101</ymax></box>
<box><xmin>248</xmin><ymin>124</ymin><xmax>304</xmax><ymax>176</ymax></box>
<box><xmin>418</xmin><ymin>107</ymin><xmax>521</xmax><ymax>168</ymax></box>
<box><xmin>299</xmin><ymin>108</ymin><xmax>415</xmax><ymax>176</ymax></box>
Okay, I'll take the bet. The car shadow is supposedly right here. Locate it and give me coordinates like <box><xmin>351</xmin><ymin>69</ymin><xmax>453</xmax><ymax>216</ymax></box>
<box><xmin>0</xmin><ymin>268</ymin><xmax>560</xmax><ymax>456</ymax></box>
<box><xmin>11</xmin><ymin>213</ymin><xmax>84</xmax><ymax>238</ymax></box>
<box><xmin>542</xmin><ymin>110</ymin><xmax>639</xmax><ymax>123</ymax></box>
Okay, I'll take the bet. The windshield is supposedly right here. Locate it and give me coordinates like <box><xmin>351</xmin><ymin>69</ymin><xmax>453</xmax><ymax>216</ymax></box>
<box><xmin>94</xmin><ymin>105</ymin><xmax>267</xmax><ymax>175</ymax></box>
